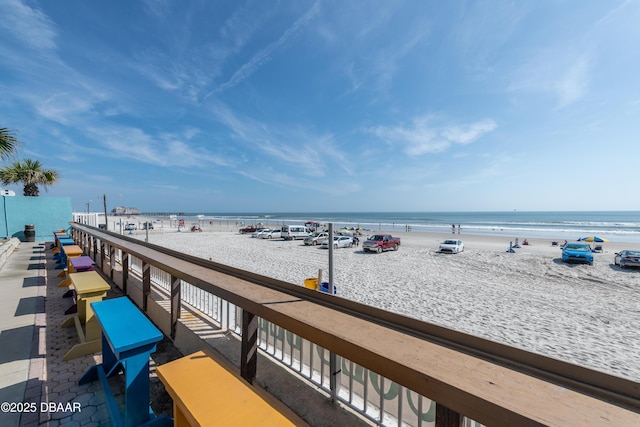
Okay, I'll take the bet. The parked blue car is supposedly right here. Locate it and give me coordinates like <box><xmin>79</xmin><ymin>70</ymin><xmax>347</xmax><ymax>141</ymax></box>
<box><xmin>562</xmin><ymin>243</ymin><xmax>594</xmax><ymax>265</ymax></box>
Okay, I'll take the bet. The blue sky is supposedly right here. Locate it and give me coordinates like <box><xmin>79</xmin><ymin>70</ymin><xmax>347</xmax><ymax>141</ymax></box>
<box><xmin>1</xmin><ymin>0</ymin><xmax>639</xmax><ymax>213</ymax></box>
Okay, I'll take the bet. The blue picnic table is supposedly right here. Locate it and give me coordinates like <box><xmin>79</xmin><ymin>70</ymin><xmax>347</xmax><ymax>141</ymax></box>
<box><xmin>79</xmin><ymin>296</ymin><xmax>170</xmax><ymax>426</ymax></box>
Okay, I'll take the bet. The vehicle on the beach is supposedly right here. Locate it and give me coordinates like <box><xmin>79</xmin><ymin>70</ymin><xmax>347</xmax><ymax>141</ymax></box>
<box><xmin>252</xmin><ymin>228</ymin><xmax>269</xmax><ymax>238</ymax></box>
<box><xmin>142</xmin><ymin>222</ymin><xmax>154</xmax><ymax>230</ymax></box>
<box><xmin>124</xmin><ymin>223</ymin><xmax>137</xmax><ymax>231</ymax></box>
<box><xmin>561</xmin><ymin>243</ymin><xmax>594</xmax><ymax>265</ymax></box>
<box><xmin>321</xmin><ymin>235</ymin><xmax>353</xmax><ymax>249</ymax></box>
<box><xmin>362</xmin><ymin>234</ymin><xmax>400</xmax><ymax>253</ymax></box>
<box><xmin>304</xmin><ymin>232</ymin><xmax>329</xmax><ymax>246</ymax></box>
<box><xmin>260</xmin><ymin>229</ymin><xmax>281</xmax><ymax>239</ymax></box>
<box><xmin>304</xmin><ymin>221</ymin><xmax>324</xmax><ymax>232</ymax></box>
<box><xmin>614</xmin><ymin>250</ymin><xmax>640</xmax><ymax>269</ymax></box>
<box><xmin>240</xmin><ymin>226</ymin><xmax>263</xmax><ymax>234</ymax></box>
<box><xmin>439</xmin><ymin>239</ymin><xmax>464</xmax><ymax>254</ymax></box>
<box><xmin>280</xmin><ymin>225</ymin><xmax>310</xmax><ymax>240</ymax></box>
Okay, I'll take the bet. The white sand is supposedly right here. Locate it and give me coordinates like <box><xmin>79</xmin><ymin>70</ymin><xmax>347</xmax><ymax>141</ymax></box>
<box><xmin>131</xmin><ymin>219</ymin><xmax>640</xmax><ymax>382</ymax></box>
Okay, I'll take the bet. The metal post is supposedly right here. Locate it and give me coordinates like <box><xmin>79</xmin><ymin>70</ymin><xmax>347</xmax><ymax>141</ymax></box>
<box><xmin>327</xmin><ymin>223</ymin><xmax>340</xmax><ymax>401</ymax></box>
<box><xmin>328</xmin><ymin>223</ymin><xmax>334</xmax><ymax>290</ymax></box>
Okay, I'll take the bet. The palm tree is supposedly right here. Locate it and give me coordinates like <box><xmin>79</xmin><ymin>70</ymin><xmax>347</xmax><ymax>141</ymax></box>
<box><xmin>0</xmin><ymin>158</ymin><xmax>60</xmax><ymax>196</ymax></box>
<box><xmin>0</xmin><ymin>128</ymin><xmax>20</xmax><ymax>159</ymax></box>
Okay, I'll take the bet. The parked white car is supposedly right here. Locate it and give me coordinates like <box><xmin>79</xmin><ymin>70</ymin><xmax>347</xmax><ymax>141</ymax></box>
<box><xmin>321</xmin><ymin>236</ymin><xmax>353</xmax><ymax>249</ymax></box>
<box><xmin>260</xmin><ymin>229</ymin><xmax>281</xmax><ymax>239</ymax></box>
<box><xmin>439</xmin><ymin>239</ymin><xmax>464</xmax><ymax>253</ymax></box>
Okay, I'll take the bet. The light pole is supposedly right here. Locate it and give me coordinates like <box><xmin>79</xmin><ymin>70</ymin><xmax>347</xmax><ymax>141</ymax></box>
<box><xmin>86</xmin><ymin>200</ymin><xmax>92</xmax><ymax>213</ymax></box>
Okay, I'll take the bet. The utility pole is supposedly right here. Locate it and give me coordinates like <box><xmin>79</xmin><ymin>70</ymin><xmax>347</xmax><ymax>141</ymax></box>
<box><xmin>103</xmin><ymin>194</ymin><xmax>108</xmax><ymax>231</ymax></box>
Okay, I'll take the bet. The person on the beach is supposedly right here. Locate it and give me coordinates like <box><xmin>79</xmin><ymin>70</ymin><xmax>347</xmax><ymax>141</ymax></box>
<box><xmin>452</xmin><ymin>224</ymin><xmax>455</xmax><ymax>234</ymax></box>
<box><xmin>457</xmin><ymin>224</ymin><xmax>461</xmax><ymax>234</ymax></box>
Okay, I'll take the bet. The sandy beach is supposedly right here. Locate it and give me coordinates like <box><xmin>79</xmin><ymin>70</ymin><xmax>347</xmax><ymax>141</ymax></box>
<box><xmin>128</xmin><ymin>217</ymin><xmax>640</xmax><ymax>382</ymax></box>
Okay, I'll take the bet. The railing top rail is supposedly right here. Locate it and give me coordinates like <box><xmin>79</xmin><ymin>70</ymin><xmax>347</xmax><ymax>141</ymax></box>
<box><xmin>72</xmin><ymin>223</ymin><xmax>640</xmax><ymax>427</ymax></box>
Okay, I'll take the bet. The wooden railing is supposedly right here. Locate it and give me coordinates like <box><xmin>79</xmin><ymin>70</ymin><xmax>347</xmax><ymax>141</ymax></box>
<box><xmin>69</xmin><ymin>223</ymin><xmax>640</xmax><ymax>427</ymax></box>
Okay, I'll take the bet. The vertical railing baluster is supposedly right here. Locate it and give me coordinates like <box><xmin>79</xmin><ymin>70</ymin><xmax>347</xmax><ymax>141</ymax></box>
<box><xmin>379</xmin><ymin>376</ymin><xmax>385</xmax><ymax>424</ymax></box>
<box><xmin>348</xmin><ymin>360</ymin><xmax>354</xmax><ymax>405</ymax></box>
<box><xmin>364</xmin><ymin>367</ymin><xmax>369</xmax><ymax>415</ymax></box>
<box><xmin>397</xmin><ymin>384</ymin><xmax>403</xmax><ymax>427</ymax></box>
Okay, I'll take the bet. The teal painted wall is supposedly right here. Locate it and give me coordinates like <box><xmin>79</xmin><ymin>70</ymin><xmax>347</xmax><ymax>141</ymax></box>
<box><xmin>1</xmin><ymin>196</ymin><xmax>72</xmax><ymax>241</ymax></box>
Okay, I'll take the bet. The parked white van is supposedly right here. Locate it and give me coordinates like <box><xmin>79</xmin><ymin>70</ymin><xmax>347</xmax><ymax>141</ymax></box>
<box><xmin>280</xmin><ymin>225</ymin><xmax>310</xmax><ymax>240</ymax></box>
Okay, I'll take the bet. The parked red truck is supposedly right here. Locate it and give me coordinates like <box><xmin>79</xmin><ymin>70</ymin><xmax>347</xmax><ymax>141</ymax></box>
<box><xmin>362</xmin><ymin>234</ymin><xmax>401</xmax><ymax>253</ymax></box>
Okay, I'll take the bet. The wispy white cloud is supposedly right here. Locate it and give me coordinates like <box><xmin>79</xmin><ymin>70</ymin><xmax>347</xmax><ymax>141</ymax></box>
<box><xmin>337</xmin><ymin>12</ymin><xmax>430</xmax><ymax>97</ymax></box>
<box><xmin>0</xmin><ymin>0</ymin><xmax>57</xmax><ymax>51</ymax></box>
<box><xmin>35</xmin><ymin>93</ymin><xmax>95</xmax><ymax>125</ymax></box>
<box><xmin>85</xmin><ymin>126</ymin><xmax>232</xmax><ymax>169</ymax></box>
<box><xmin>205</xmin><ymin>2</ymin><xmax>320</xmax><ymax>98</ymax></box>
<box><xmin>595</xmin><ymin>0</ymin><xmax>635</xmax><ymax>26</ymax></box>
<box><xmin>509</xmin><ymin>50</ymin><xmax>592</xmax><ymax>109</ymax></box>
<box><xmin>237</xmin><ymin>166</ymin><xmax>361</xmax><ymax>196</ymax></box>
<box><xmin>454</xmin><ymin>1</ymin><xmax>530</xmax><ymax>75</ymax></box>
<box><xmin>142</xmin><ymin>0</ymin><xmax>170</xmax><ymax>20</ymax></box>
<box><xmin>554</xmin><ymin>56</ymin><xmax>590</xmax><ymax>108</ymax></box>
<box><xmin>210</xmin><ymin>101</ymin><xmax>351</xmax><ymax>177</ymax></box>
<box><xmin>370</xmin><ymin>116</ymin><xmax>497</xmax><ymax>156</ymax></box>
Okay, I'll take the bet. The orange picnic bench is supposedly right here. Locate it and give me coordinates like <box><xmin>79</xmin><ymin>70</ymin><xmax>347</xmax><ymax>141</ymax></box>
<box><xmin>157</xmin><ymin>350</ymin><xmax>308</xmax><ymax>426</ymax></box>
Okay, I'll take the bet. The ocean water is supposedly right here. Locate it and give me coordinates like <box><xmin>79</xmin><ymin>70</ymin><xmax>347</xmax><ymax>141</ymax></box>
<box><xmin>163</xmin><ymin>211</ymin><xmax>640</xmax><ymax>244</ymax></box>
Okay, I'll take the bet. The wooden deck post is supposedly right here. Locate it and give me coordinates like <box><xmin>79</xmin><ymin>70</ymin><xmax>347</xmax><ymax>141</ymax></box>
<box><xmin>170</xmin><ymin>275</ymin><xmax>181</xmax><ymax>340</ymax></box>
<box><xmin>142</xmin><ymin>261</ymin><xmax>151</xmax><ymax>312</ymax></box>
<box><xmin>122</xmin><ymin>251</ymin><xmax>129</xmax><ymax>294</ymax></box>
<box><xmin>241</xmin><ymin>309</ymin><xmax>258</xmax><ymax>383</ymax></box>
<box><xmin>99</xmin><ymin>241</ymin><xmax>105</xmax><ymax>271</ymax></box>
<box><xmin>109</xmin><ymin>244</ymin><xmax>116</xmax><ymax>280</ymax></box>
<box><xmin>436</xmin><ymin>403</ymin><xmax>461</xmax><ymax>427</ymax></box>
<box><xmin>92</xmin><ymin>236</ymin><xmax>97</xmax><ymax>261</ymax></box>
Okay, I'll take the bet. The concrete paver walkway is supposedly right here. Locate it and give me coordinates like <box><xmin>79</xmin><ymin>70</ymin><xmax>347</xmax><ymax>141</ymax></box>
<box><xmin>0</xmin><ymin>239</ymin><xmax>179</xmax><ymax>426</ymax></box>
<box><xmin>0</xmin><ymin>241</ymin><xmax>47</xmax><ymax>426</ymax></box>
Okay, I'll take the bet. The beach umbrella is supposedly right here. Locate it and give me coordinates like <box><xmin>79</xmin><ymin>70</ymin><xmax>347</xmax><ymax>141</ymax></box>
<box><xmin>579</xmin><ymin>236</ymin><xmax>609</xmax><ymax>243</ymax></box>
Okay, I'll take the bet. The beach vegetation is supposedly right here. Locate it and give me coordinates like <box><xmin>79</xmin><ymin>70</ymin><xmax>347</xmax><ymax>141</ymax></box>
<box><xmin>0</xmin><ymin>158</ymin><xmax>60</xmax><ymax>196</ymax></box>
<box><xmin>0</xmin><ymin>128</ymin><xmax>20</xmax><ymax>159</ymax></box>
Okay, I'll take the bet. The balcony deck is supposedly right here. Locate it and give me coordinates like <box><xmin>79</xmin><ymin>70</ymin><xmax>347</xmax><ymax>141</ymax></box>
<box><xmin>1</xmin><ymin>230</ymin><xmax>639</xmax><ymax>427</ymax></box>
<box><xmin>0</xmin><ymin>239</ymin><xmax>367</xmax><ymax>426</ymax></box>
